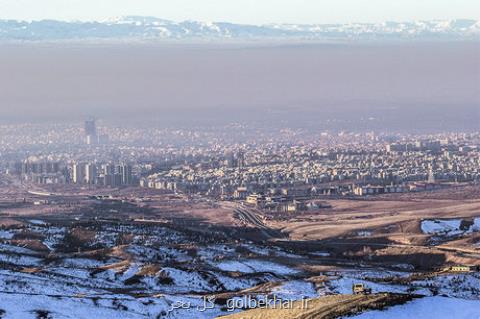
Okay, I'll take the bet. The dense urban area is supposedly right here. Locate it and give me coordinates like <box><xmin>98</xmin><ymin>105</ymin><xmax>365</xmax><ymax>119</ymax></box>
<box><xmin>0</xmin><ymin>120</ymin><xmax>479</xmax><ymax>318</ymax></box>
<box><xmin>4</xmin><ymin>120</ymin><xmax>480</xmax><ymax>206</ymax></box>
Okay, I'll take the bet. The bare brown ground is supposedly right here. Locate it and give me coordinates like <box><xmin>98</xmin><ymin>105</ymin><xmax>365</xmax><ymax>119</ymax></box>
<box><xmin>166</xmin><ymin>207</ymin><xmax>238</xmax><ymax>226</ymax></box>
<box><xmin>218</xmin><ymin>293</ymin><xmax>414</xmax><ymax>319</ymax></box>
<box><xmin>212</xmin><ymin>282</ymin><xmax>283</xmax><ymax>301</ymax></box>
<box><xmin>274</xmin><ymin>197</ymin><xmax>480</xmax><ymax>242</ymax></box>
<box><xmin>0</xmin><ymin>218</ymin><xmax>24</xmax><ymax>227</ymax></box>
<box><xmin>256</xmin><ymin>188</ymin><xmax>480</xmax><ymax>268</ymax></box>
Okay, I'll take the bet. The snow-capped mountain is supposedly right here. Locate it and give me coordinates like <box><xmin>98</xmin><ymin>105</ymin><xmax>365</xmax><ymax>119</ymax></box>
<box><xmin>0</xmin><ymin>16</ymin><xmax>478</xmax><ymax>41</ymax></box>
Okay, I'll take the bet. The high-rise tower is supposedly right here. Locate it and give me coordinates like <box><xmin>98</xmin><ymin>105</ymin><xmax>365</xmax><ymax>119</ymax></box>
<box><xmin>84</xmin><ymin>118</ymin><xmax>97</xmax><ymax>145</ymax></box>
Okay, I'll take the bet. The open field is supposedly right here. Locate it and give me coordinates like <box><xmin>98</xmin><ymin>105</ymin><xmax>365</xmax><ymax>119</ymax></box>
<box><xmin>275</xmin><ymin>196</ymin><xmax>480</xmax><ymax>241</ymax></box>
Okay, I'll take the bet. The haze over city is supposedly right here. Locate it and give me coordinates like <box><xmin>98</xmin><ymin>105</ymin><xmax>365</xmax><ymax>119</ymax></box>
<box><xmin>0</xmin><ymin>42</ymin><xmax>478</xmax><ymax>131</ymax></box>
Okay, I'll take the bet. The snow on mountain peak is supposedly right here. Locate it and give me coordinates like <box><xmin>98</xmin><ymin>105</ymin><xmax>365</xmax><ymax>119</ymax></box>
<box><xmin>0</xmin><ymin>17</ymin><xmax>478</xmax><ymax>41</ymax></box>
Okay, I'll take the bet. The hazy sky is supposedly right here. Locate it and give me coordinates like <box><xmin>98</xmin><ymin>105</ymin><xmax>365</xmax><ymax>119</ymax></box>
<box><xmin>0</xmin><ymin>42</ymin><xmax>478</xmax><ymax>130</ymax></box>
<box><xmin>0</xmin><ymin>0</ymin><xmax>479</xmax><ymax>24</ymax></box>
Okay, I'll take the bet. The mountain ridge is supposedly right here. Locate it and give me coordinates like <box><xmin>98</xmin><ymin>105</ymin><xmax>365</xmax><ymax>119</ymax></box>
<box><xmin>0</xmin><ymin>16</ymin><xmax>478</xmax><ymax>41</ymax></box>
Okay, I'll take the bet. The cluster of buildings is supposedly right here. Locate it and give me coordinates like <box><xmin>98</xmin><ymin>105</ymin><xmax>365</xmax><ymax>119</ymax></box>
<box><xmin>6</xmin><ymin>120</ymin><xmax>133</xmax><ymax>187</ymax></box>
<box><xmin>11</xmin><ymin>159</ymin><xmax>135</xmax><ymax>187</ymax></box>
<box><xmin>141</xmin><ymin>135</ymin><xmax>480</xmax><ymax>208</ymax></box>
<box><xmin>72</xmin><ymin>162</ymin><xmax>134</xmax><ymax>186</ymax></box>
<box><xmin>1</xmin><ymin>121</ymin><xmax>479</xmax><ymax>207</ymax></box>
<box><xmin>10</xmin><ymin>159</ymin><xmax>66</xmax><ymax>184</ymax></box>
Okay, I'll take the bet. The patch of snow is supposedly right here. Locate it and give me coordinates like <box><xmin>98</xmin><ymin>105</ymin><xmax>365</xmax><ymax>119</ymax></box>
<box><xmin>0</xmin><ymin>291</ymin><xmax>226</xmax><ymax>319</ymax></box>
<box><xmin>0</xmin><ymin>230</ymin><xmax>14</xmax><ymax>239</ymax></box>
<box><xmin>41</xmin><ymin>226</ymin><xmax>66</xmax><ymax>251</ymax></box>
<box><xmin>271</xmin><ymin>280</ymin><xmax>318</xmax><ymax>300</ymax></box>
<box><xmin>61</xmin><ymin>258</ymin><xmax>108</xmax><ymax>268</ymax></box>
<box><xmin>121</xmin><ymin>264</ymin><xmax>141</xmax><ymax>281</ymax></box>
<box><xmin>310</xmin><ymin>251</ymin><xmax>331</xmax><ymax>257</ymax></box>
<box><xmin>421</xmin><ymin>217</ymin><xmax>480</xmax><ymax>238</ymax></box>
<box><xmin>471</xmin><ymin>218</ymin><xmax>480</xmax><ymax>232</ymax></box>
<box><xmin>0</xmin><ymin>253</ymin><xmax>42</xmax><ymax>266</ymax></box>
<box><xmin>0</xmin><ymin>244</ymin><xmax>40</xmax><ymax>255</ymax></box>
<box><xmin>214</xmin><ymin>272</ymin><xmax>268</xmax><ymax>291</ymax></box>
<box><xmin>412</xmin><ymin>273</ymin><xmax>480</xmax><ymax>299</ymax></box>
<box><xmin>215</xmin><ymin>260</ymin><xmax>298</xmax><ymax>275</ymax></box>
<box><xmin>28</xmin><ymin>219</ymin><xmax>47</xmax><ymax>225</ymax></box>
<box><xmin>347</xmin><ymin>297</ymin><xmax>480</xmax><ymax>319</ymax></box>
<box><xmin>421</xmin><ymin>219</ymin><xmax>463</xmax><ymax>236</ymax></box>
<box><xmin>197</xmin><ymin>245</ymin><xmax>235</xmax><ymax>260</ymax></box>
<box><xmin>357</xmin><ymin>231</ymin><xmax>372</xmax><ymax>237</ymax></box>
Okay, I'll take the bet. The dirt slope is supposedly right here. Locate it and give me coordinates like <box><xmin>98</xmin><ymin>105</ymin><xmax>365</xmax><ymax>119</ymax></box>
<box><xmin>218</xmin><ymin>293</ymin><xmax>414</xmax><ymax>319</ymax></box>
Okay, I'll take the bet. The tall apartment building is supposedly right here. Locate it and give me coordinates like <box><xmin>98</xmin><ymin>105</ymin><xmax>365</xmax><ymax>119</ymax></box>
<box><xmin>72</xmin><ymin>162</ymin><xmax>84</xmax><ymax>184</ymax></box>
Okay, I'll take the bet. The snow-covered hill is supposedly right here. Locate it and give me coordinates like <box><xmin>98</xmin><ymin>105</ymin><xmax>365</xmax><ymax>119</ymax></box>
<box><xmin>349</xmin><ymin>297</ymin><xmax>480</xmax><ymax>319</ymax></box>
<box><xmin>0</xmin><ymin>16</ymin><xmax>478</xmax><ymax>41</ymax></box>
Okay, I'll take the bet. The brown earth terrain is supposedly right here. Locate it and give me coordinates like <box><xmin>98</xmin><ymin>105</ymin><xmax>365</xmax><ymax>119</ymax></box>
<box><xmin>218</xmin><ymin>293</ymin><xmax>415</xmax><ymax>319</ymax></box>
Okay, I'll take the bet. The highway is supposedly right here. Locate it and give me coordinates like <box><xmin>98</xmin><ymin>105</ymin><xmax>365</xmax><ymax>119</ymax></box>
<box><xmin>231</xmin><ymin>204</ymin><xmax>287</xmax><ymax>240</ymax></box>
<box><xmin>233</xmin><ymin>206</ymin><xmax>268</xmax><ymax>230</ymax></box>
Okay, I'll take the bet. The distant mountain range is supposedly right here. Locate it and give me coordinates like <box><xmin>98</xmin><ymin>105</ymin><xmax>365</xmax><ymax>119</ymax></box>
<box><xmin>0</xmin><ymin>16</ymin><xmax>479</xmax><ymax>41</ymax></box>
